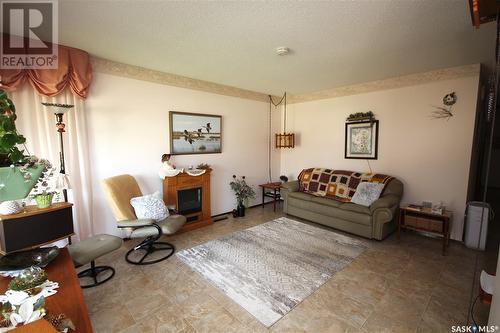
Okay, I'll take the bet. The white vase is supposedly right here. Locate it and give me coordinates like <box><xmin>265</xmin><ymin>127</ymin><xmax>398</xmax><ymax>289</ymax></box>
<box><xmin>0</xmin><ymin>200</ymin><xmax>21</xmax><ymax>215</ymax></box>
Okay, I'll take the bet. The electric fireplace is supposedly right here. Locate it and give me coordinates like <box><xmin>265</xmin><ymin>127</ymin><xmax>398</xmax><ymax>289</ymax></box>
<box><xmin>162</xmin><ymin>169</ymin><xmax>212</xmax><ymax>231</ymax></box>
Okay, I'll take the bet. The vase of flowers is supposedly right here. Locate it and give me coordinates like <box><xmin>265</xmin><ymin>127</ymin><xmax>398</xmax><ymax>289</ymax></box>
<box><xmin>236</xmin><ymin>201</ymin><xmax>245</xmax><ymax>217</ymax></box>
<box><xmin>29</xmin><ymin>162</ymin><xmax>59</xmax><ymax>209</ymax></box>
<box><xmin>230</xmin><ymin>175</ymin><xmax>255</xmax><ymax>217</ymax></box>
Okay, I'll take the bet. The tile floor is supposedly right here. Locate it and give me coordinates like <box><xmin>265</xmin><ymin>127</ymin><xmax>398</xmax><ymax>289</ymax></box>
<box><xmin>83</xmin><ymin>205</ymin><xmax>491</xmax><ymax>333</ymax></box>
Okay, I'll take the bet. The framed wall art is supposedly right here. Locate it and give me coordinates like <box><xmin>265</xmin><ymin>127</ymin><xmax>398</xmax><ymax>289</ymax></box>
<box><xmin>169</xmin><ymin>111</ymin><xmax>222</xmax><ymax>155</ymax></box>
<box><xmin>344</xmin><ymin>120</ymin><xmax>379</xmax><ymax>159</ymax></box>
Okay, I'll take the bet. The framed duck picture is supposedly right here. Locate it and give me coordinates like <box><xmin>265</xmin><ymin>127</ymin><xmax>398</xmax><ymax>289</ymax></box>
<box><xmin>169</xmin><ymin>111</ymin><xmax>222</xmax><ymax>155</ymax></box>
<box><xmin>345</xmin><ymin>120</ymin><xmax>379</xmax><ymax>159</ymax></box>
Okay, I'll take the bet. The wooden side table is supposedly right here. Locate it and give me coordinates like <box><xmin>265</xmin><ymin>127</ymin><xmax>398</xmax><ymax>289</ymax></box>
<box><xmin>398</xmin><ymin>207</ymin><xmax>452</xmax><ymax>255</ymax></box>
<box><xmin>259</xmin><ymin>182</ymin><xmax>282</xmax><ymax>212</ymax></box>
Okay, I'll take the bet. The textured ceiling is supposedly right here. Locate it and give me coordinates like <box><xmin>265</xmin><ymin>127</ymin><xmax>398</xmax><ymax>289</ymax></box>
<box><xmin>59</xmin><ymin>1</ymin><xmax>495</xmax><ymax>95</ymax></box>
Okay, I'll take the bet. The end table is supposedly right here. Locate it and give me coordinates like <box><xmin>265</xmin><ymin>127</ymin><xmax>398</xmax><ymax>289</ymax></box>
<box><xmin>398</xmin><ymin>206</ymin><xmax>452</xmax><ymax>255</ymax></box>
<box><xmin>259</xmin><ymin>182</ymin><xmax>282</xmax><ymax>212</ymax></box>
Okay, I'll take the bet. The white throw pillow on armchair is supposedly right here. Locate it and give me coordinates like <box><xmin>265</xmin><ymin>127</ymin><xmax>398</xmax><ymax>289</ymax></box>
<box><xmin>351</xmin><ymin>182</ymin><xmax>385</xmax><ymax>207</ymax></box>
<box><xmin>130</xmin><ymin>191</ymin><xmax>169</xmax><ymax>222</ymax></box>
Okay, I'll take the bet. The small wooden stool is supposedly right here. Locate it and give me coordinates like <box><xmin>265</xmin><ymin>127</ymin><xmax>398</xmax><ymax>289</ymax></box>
<box><xmin>68</xmin><ymin>234</ymin><xmax>123</xmax><ymax>288</ymax></box>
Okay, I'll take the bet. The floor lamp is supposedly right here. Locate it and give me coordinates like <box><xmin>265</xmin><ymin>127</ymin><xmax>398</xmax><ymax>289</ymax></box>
<box><xmin>41</xmin><ymin>102</ymin><xmax>73</xmax><ymax>203</ymax></box>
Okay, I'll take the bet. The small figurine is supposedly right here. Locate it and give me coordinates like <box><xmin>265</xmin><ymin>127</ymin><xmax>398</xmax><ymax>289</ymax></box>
<box><xmin>161</xmin><ymin>154</ymin><xmax>176</xmax><ymax>170</ymax></box>
<box><xmin>159</xmin><ymin>154</ymin><xmax>182</xmax><ymax>179</ymax></box>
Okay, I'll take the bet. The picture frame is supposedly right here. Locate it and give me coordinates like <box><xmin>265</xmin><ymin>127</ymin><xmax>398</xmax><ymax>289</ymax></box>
<box><xmin>169</xmin><ymin>111</ymin><xmax>222</xmax><ymax>155</ymax></box>
<box><xmin>344</xmin><ymin>120</ymin><xmax>379</xmax><ymax>159</ymax></box>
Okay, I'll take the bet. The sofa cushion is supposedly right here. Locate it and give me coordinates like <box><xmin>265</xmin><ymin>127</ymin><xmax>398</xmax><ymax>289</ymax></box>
<box><xmin>351</xmin><ymin>182</ymin><xmax>385</xmax><ymax>207</ymax></box>
<box><xmin>381</xmin><ymin>178</ymin><xmax>404</xmax><ymax>197</ymax></box>
<box><xmin>292</xmin><ymin>191</ymin><xmax>370</xmax><ymax>213</ymax></box>
<box><xmin>130</xmin><ymin>191</ymin><xmax>169</xmax><ymax>222</ymax></box>
<box><xmin>286</xmin><ymin>205</ymin><xmax>373</xmax><ymax>238</ymax></box>
<box><xmin>339</xmin><ymin>202</ymin><xmax>371</xmax><ymax>215</ymax></box>
<box><xmin>288</xmin><ymin>192</ymin><xmax>314</xmax><ymax>201</ymax></box>
<box><xmin>288</xmin><ymin>198</ymin><xmax>371</xmax><ymax>226</ymax></box>
<box><xmin>310</xmin><ymin>196</ymin><xmax>342</xmax><ymax>208</ymax></box>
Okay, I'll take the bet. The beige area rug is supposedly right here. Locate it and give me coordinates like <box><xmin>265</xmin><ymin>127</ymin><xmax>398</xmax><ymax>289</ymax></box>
<box><xmin>176</xmin><ymin>217</ymin><xmax>367</xmax><ymax>327</ymax></box>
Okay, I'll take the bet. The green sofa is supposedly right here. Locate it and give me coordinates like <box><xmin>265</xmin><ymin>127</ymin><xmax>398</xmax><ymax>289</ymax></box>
<box><xmin>281</xmin><ymin>178</ymin><xmax>404</xmax><ymax>240</ymax></box>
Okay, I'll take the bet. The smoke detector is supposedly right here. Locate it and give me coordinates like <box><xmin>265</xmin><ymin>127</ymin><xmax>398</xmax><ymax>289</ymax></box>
<box><xmin>276</xmin><ymin>47</ymin><xmax>290</xmax><ymax>56</ymax></box>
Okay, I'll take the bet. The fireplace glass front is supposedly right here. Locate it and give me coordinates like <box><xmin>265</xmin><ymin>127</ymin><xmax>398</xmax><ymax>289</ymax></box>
<box><xmin>177</xmin><ymin>187</ymin><xmax>202</xmax><ymax>215</ymax></box>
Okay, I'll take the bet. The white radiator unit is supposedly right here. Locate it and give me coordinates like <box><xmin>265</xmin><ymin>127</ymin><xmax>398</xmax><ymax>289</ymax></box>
<box><xmin>465</xmin><ymin>201</ymin><xmax>491</xmax><ymax>251</ymax></box>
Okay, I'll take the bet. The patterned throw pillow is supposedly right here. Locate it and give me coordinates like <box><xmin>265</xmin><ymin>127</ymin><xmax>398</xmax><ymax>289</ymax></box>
<box><xmin>130</xmin><ymin>191</ymin><xmax>169</xmax><ymax>222</ymax></box>
<box><xmin>350</xmin><ymin>182</ymin><xmax>385</xmax><ymax>207</ymax></box>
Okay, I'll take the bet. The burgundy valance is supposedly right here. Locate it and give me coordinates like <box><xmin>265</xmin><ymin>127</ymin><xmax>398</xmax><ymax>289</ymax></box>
<box><xmin>0</xmin><ymin>37</ymin><xmax>92</xmax><ymax>99</ymax></box>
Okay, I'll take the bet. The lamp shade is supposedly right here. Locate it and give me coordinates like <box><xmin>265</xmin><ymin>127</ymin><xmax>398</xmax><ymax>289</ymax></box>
<box><xmin>56</xmin><ymin>173</ymin><xmax>71</xmax><ymax>190</ymax></box>
<box><xmin>41</xmin><ymin>102</ymin><xmax>74</xmax><ymax>114</ymax></box>
<box><xmin>275</xmin><ymin>133</ymin><xmax>295</xmax><ymax>148</ymax></box>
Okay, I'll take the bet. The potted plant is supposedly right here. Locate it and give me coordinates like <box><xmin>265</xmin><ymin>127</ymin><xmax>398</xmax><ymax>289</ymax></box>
<box><xmin>0</xmin><ymin>90</ymin><xmax>45</xmax><ymax>202</ymax></box>
<box><xmin>0</xmin><ymin>90</ymin><xmax>25</xmax><ymax>167</ymax></box>
<box><xmin>230</xmin><ymin>175</ymin><xmax>255</xmax><ymax>217</ymax></box>
<box><xmin>29</xmin><ymin>161</ymin><xmax>58</xmax><ymax>209</ymax></box>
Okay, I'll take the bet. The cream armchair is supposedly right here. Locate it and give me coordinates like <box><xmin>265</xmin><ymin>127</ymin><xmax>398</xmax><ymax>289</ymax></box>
<box><xmin>101</xmin><ymin>175</ymin><xmax>186</xmax><ymax>265</ymax></box>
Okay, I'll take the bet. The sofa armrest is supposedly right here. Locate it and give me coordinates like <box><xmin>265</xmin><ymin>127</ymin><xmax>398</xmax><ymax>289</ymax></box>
<box><xmin>117</xmin><ymin>218</ymin><xmax>155</xmax><ymax>228</ymax></box>
<box><xmin>370</xmin><ymin>194</ymin><xmax>401</xmax><ymax>240</ymax></box>
<box><xmin>370</xmin><ymin>194</ymin><xmax>400</xmax><ymax>213</ymax></box>
<box><xmin>282</xmin><ymin>181</ymin><xmax>299</xmax><ymax>192</ymax></box>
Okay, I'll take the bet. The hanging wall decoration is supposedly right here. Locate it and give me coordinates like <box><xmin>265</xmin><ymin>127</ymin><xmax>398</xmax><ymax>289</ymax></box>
<box><xmin>169</xmin><ymin>112</ymin><xmax>222</xmax><ymax>155</ymax></box>
<box><xmin>431</xmin><ymin>92</ymin><xmax>457</xmax><ymax>120</ymax></box>
<box><xmin>345</xmin><ymin>112</ymin><xmax>378</xmax><ymax>160</ymax></box>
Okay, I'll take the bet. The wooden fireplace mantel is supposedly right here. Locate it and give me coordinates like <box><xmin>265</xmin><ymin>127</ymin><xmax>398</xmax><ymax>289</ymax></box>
<box><xmin>162</xmin><ymin>169</ymin><xmax>213</xmax><ymax>232</ymax></box>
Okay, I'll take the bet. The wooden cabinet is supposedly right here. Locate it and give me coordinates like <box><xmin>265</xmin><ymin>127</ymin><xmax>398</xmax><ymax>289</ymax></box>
<box><xmin>398</xmin><ymin>207</ymin><xmax>452</xmax><ymax>255</ymax></box>
<box><xmin>0</xmin><ymin>203</ymin><xmax>74</xmax><ymax>254</ymax></box>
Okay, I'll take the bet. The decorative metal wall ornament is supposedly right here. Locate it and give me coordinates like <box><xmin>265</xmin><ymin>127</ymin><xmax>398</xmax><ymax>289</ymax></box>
<box><xmin>346</xmin><ymin>111</ymin><xmax>375</xmax><ymax>123</ymax></box>
<box><xmin>443</xmin><ymin>92</ymin><xmax>457</xmax><ymax>106</ymax></box>
<box><xmin>431</xmin><ymin>92</ymin><xmax>457</xmax><ymax>120</ymax></box>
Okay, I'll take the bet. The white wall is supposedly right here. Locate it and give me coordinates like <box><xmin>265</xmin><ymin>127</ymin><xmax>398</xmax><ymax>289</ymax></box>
<box><xmin>281</xmin><ymin>75</ymin><xmax>480</xmax><ymax>240</ymax></box>
<box><xmin>86</xmin><ymin>71</ymin><xmax>480</xmax><ymax>240</ymax></box>
<box><xmin>86</xmin><ymin>73</ymin><xmax>281</xmax><ymax>236</ymax></box>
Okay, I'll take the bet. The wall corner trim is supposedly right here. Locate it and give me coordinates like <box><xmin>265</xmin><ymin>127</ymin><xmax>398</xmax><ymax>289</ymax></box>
<box><xmin>91</xmin><ymin>57</ymin><xmax>479</xmax><ymax>105</ymax></box>
<box><xmin>288</xmin><ymin>64</ymin><xmax>481</xmax><ymax>104</ymax></box>
<box><xmin>91</xmin><ymin>56</ymin><xmax>271</xmax><ymax>102</ymax></box>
